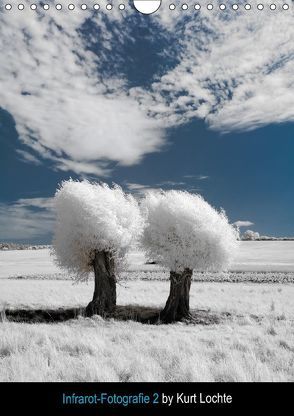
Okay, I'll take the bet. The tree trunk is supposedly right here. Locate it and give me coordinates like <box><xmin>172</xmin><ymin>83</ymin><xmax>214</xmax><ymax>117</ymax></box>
<box><xmin>85</xmin><ymin>250</ymin><xmax>116</xmax><ymax>317</ymax></box>
<box><xmin>160</xmin><ymin>268</ymin><xmax>193</xmax><ymax>323</ymax></box>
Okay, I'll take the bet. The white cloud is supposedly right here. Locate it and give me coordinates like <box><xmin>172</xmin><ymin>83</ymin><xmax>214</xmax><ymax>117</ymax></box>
<box><xmin>16</xmin><ymin>149</ymin><xmax>41</xmax><ymax>166</ymax></box>
<box><xmin>16</xmin><ymin>198</ymin><xmax>54</xmax><ymax>210</ymax></box>
<box><xmin>139</xmin><ymin>1</ymin><xmax>294</xmax><ymax>132</ymax></box>
<box><xmin>124</xmin><ymin>180</ymin><xmax>200</xmax><ymax>195</ymax></box>
<box><xmin>124</xmin><ymin>182</ymin><xmax>149</xmax><ymax>191</ymax></box>
<box><xmin>1</xmin><ymin>1</ymin><xmax>294</xmax><ymax>178</ymax></box>
<box><xmin>0</xmin><ymin>198</ymin><xmax>54</xmax><ymax>241</ymax></box>
<box><xmin>0</xmin><ymin>2</ymin><xmax>164</xmax><ymax>176</ymax></box>
<box><xmin>183</xmin><ymin>175</ymin><xmax>209</xmax><ymax>180</ymax></box>
<box><xmin>234</xmin><ymin>220</ymin><xmax>254</xmax><ymax>228</ymax></box>
<box><xmin>124</xmin><ymin>182</ymin><xmax>153</xmax><ymax>195</ymax></box>
<box><xmin>157</xmin><ymin>181</ymin><xmax>186</xmax><ymax>187</ymax></box>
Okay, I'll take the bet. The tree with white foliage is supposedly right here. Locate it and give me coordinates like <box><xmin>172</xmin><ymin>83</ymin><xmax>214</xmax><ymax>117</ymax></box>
<box><xmin>242</xmin><ymin>230</ymin><xmax>260</xmax><ymax>240</ymax></box>
<box><xmin>53</xmin><ymin>180</ymin><xmax>142</xmax><ymax>317</ymax></box>
<box><xmin>141</xmin><ymin>191</ymin><xmax>239</xmax><ymax>323</ymax></box>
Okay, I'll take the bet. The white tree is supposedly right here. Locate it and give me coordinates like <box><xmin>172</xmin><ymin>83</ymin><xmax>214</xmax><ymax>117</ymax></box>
<box><xmin>53</xmin><ymin>180</ymin><xmax>142</xmax><ymax>316</ymax></box>
<box><xmin>141</xmin><ymin>190</ymin><xmax>239</xmax><ymax>323</ymax></box>
<box><xmin>242</xmin><ymin>230</ymin><xmax>260</xmax><ymax>240</ymax></box>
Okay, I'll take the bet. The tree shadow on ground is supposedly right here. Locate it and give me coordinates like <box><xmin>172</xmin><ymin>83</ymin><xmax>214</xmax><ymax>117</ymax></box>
<box><xmin>1</xmin><ymin>305</ymin><xmax>228</xmax><ymax>325</ymax></box>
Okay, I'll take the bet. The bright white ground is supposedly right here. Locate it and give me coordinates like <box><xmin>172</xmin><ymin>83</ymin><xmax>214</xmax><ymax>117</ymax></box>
<box><xmin>1</xmin><ymin>280</ymin><xmax>293</xmax><ymax>382</ymax></box>
<box><xmin>0</xmin><ymin>242</ymin><xmax>294</xmax><ymax>382</ymax></box>
<box><xmin>0</xmin><ymin>241</ymin><xmax>294</xmax><ymax>279</ymax></box>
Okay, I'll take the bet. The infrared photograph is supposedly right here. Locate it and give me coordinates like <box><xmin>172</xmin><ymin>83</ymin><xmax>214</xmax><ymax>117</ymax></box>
<box><xmin>0</xmin><ymin>0</ymin><xmax>293</xmax><ymax>413</ymax></box>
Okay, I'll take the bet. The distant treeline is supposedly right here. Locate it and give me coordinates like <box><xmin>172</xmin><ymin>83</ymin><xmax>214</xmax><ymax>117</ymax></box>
<box><xmin>0</xmin><ymin>243</ymin><xmax>50</xmax><ymax>251</ymax></box>
<box><xmin>240</xmin><ymin>230</ymin><xmax>294</xmax><ymax>241</ymax></box>
<box><xmin>1</xmin><ymin>238</ymin><xmax>294</xmax><ymax>251</ymax></box>
<box><xmin>256</xmin><ymin>237</ymin><xmax>294</xmax><ymax>241</ymax></box>
<box><xmin>240</xmin><ymin>237</ymin><xmax>294</xmax><ymax>241</ymax></box>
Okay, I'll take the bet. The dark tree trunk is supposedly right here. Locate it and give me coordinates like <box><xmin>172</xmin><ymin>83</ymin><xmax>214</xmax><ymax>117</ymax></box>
<box><xmin>160</xmin><ymin>268</ymin><xmax>193</xmax><ymax>323</ymax></box>
<box><xmin>85</xmin><ymin>250</ymin><xmax>116</xmax><ymax>317</ymax></box>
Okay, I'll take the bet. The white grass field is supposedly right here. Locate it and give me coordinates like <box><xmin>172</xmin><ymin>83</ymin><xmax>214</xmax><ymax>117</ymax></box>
<box><xmin>0</xmin><ymin>242</ymin><xmax>294</xmax><ymax>382</ymax></box>
<box><xmin>1</xmin><ymin>241</ymin><xmax>294</xmax><ymax>279</ymax></box>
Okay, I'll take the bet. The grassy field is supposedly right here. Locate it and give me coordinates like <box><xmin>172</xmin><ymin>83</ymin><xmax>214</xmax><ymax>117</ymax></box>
<box><xmin>1</xmin><ymin>313</ymin><xmax>293</xmax><ymax>382</ymax></box>
<box><xmin>1</xmin><ymin>241</ymin><xmax>294</xmax><ymax>278</ymax></box>
<box><xmin>0</xmin><ymin>242</ymin><xmax>294</xmax><ymax>382</ymax></box>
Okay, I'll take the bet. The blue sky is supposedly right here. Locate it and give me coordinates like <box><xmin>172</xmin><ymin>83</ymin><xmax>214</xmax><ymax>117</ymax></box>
<box><xmin>1</xmin><ymin>2</ymin><xmax>294</xmax><ymax>243</ymax></box>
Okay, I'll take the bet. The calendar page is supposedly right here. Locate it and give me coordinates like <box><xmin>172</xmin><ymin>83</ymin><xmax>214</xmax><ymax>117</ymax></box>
<box><xmin>0</xmin><ymin>0</ymin><xmax>293</xmax><ymax>406</ymax></box>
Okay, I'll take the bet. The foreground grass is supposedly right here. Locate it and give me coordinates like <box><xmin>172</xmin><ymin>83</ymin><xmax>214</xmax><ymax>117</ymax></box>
<box><xmin>1</xmin><ymin>278</ymin><xmax>294</xmax><ymax>381</ymax></box>
<box><xmin>1</xmin><ymin>279</ymin><xmax>294</xmax><ymax>317</ymax></box>
<box><xmin>0</xmin><ymin>314</ymin><xmax>294</xmax><ymax>382</ymax></box>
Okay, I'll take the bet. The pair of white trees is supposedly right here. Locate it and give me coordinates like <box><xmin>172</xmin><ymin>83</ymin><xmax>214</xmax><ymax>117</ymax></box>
<box><xmin>53</xmin><ymin>180</ymin><xmax>238</xmax><ymax>323</ymax></box>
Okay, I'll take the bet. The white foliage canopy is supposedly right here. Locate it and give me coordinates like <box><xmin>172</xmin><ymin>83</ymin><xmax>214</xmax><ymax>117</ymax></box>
<box><xmin>141</xmin><ymin>191</ymin><xmax>239</xmax><ymax>273</ymax></box>
<box><xmin>53</xmin><ymin>180</ymin><xmax>142</xmax><ymax>280</ymax></box>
